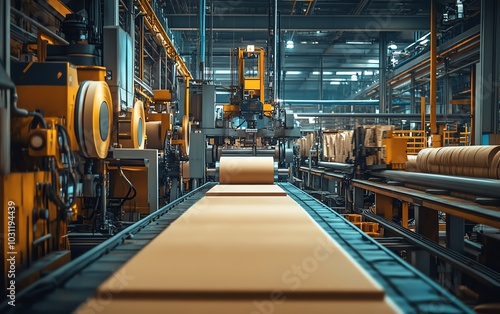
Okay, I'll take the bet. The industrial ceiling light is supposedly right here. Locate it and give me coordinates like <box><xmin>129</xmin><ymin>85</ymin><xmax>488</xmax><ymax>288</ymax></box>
<box><xmin>368</xmin><ymin>59</ymin><xmax>379</xmax><ymax>64</ymax></box>
<box><xmin>346</xmin><ymin>41</ymin><xmax>372</xmax><ymax>45</ymax></box>
<box><xmin>336</xmin><ymin>71</ymin><xmax>357</xmax><ymax>75</ymax></box>
<box><xmin>286</xmin><ymin>71</ymin><xmax>301</xmax><ymax>75</ymax></box>
<box><xmin>286</xmin><ymin>40</ymin><xmax>294</xmax><ymax>49</ymax></box>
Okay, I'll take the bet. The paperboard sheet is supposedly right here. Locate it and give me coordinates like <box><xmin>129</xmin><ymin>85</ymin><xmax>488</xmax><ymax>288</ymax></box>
<box><xmin>206</xmin><ymin>184</ymin><xmax>286</xmax><ymax>196</ymax></box>
<box><xmin>76</xmin><ymin>298</ymin><xmax>400</xmax><ymax>314</ymax></box>
<box><xmin>96</xmin><ymin>195</ymin><xmax>384</xmax><ymax>299</ymax></box>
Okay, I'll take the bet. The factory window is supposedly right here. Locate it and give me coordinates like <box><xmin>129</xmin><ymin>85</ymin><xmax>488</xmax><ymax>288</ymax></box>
<box><xmin>243</xmin><ymin>54</ymin><xmax>259</xmax><ymax>78</ymax></box>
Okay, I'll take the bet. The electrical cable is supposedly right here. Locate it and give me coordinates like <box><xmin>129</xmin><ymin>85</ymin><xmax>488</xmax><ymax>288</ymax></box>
<box><xmin>117</xmin><ymin>165</ymin><xmax>137</xmax><ymax>209</ymax></box>
<box><xmin>10</xmin><ymin>91</ymin><xmax>48</xmax><ymax>129</ymax></box>
<box><xmin>234</xmin><ymin>118</ymin><xmax>246</xmax><ymax>129</ymax></box>
<box><xmin>48</xmin><ymin>124</ymin><xmax>77</xmax><ymax>216</ymax></box>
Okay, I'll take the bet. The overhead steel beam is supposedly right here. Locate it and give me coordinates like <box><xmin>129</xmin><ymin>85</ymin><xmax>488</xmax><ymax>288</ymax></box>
<box><xmin>165</xmin><ymin>14</ymin><xmax>429</xmax><ymax>31</ymax></box>
<box><xmin>295</xmin><ymin>113</ymin><xmax>470</xmax><ymax>118</ymax></box>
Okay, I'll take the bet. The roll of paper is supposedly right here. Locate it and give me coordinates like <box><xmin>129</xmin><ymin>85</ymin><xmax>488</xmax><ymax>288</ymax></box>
<box><xmin>219</xmin><ymin>156</ymin><xmax>274</xmax><ymax>184</ymax></box>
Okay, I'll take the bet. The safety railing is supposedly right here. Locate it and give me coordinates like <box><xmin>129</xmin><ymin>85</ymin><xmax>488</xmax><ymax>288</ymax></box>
<box><xmin>392</xmin><ymin>130</ymin><xmax>427</xmax><ymax>155</ymax></box>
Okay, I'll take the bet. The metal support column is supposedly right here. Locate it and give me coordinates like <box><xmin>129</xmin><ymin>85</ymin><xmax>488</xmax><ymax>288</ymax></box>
<box><xmin>353</xmin><ymin>186</ymin><xmax>365</xmax><ymax>212</ymax></box>
<box><xmin>387</xmin><ymin>85</ymin><xmax>393</xmax><ymax>113</ymax></box>
<box><xmin>401</xmin><ymin>202</ymin><xmax>409</xmax><ymax>228</ymax></box>
<box><xmin>430</xmin><ymin>0</ymin><xmax>438</xmax><ymax>136</ymax></box>
<box><xmin>444</xmin><ymin>58</ymin><xmax>453</xmax><ymax>115</ymax></box>
<box><xmin>0</xmin><ymin>0</ymin><xmax>10</xmax><ymax>174</ymax></box>
<box><xmin>103</xmin><ymin>0</ymin><xmax>119</xmax><ymax>26</ymax></box>
<box><xmin>379</xmin><ymin>33</ymin><xmax>387</xmax><ymax>113</ymax></box>
<box><xmin>139</xmin><ymin>16</ymin><xmax>145</xmax><ymax>81</ymax></box>
<box><xmin>445</xmin><ymin>214</ymin><xmax>464</xmax><ymax>291</ymax></box>
<box><xmin>375</xmin><ymin>193</ymin><xmax>393</xmax><ymax>221</ymax></box>
<box><xmin>477</xmin><ymin>0</ymin><xmax>500</xmax><ymax>143</ymax></box>
<box><xmin>185</xmin><ymin>78</ymin><xmax>191</xmax><ymax>119</ymax></box>
<box><xmin>414</xmin><ymin>205</ymin><xmax>438</xmax><ymax>276</ymax></box>
<box><xmin>128</xmin><ymin>0</ymin><xmax>135</xmax><ymax>78</ymax></box>
<box><xmin>446</xmin><ymin>214</ymin><xmax>464</xmax><ymax>253</ymax></box>
<box><xmin>421</xmin><ymin>95</ymin><xmax>426</xmax><ymax>130</ymax></box>
<box><xmin>327</xmin><ymin>179</ymin><xmax>336</xmax><ymax>194</ymax></box>
<box><xmin>470</xmin><ymin>65</ymin><xmax>476</xmax><ymax>144</ymax></box>
<box><xmin>199</xmin><ymin>0</ymin><xmax>206</xmax><ymax>80</ymax></box>
<box><xmin>410</xmin><ymin>75</ymin><xmax>416</xmax><ymax>114</ymax></box>
<box><xmin>272</xmin><ymin>0</ymin><xmax>278</xmax><ymax>103</ymax></box>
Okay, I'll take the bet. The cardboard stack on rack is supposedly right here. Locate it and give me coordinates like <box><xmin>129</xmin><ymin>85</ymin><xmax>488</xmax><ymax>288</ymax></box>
<box><xmin>297</xmin><ymin>133</ymin><xmax>315</xmax><ymax>158</ymax></box>
<box><xmin>301</xmin><ymin>125</ymin><xmax>397</xmax><ymax>165</ymax></box>
<box><xmin>364</xmin><ymin>125</ymin><xmax>395</xmax><ymax>166</ymax></box>
<box><xmin>363</xmin><ymin>125</ymin><xmax>395</xmax><ymax>146</ymax></box>
<box><xmin>322</xmin><ymin>130</ymin><xmax>354</xmax><ymax>163</ymax></box>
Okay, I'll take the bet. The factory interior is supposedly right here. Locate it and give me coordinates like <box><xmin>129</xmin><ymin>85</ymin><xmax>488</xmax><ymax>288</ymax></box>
<box><xmin>1</xmin><ymin>0</ymin><xmax>500</xmax><ymax>313</ymax></box>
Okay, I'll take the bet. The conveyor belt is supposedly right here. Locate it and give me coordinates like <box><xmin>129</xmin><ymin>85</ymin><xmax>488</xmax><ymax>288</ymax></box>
<box><xmin>75</xmin><ymin>183</ymin><xmax>401</xmax><ymax>313</ymax></box>
<box><xmin>352</xmin><ymin>179</ymin><xmax>500</xmax><ymax>228</ymax></box>
<box><xmin>1</xmin><ymin>183</ymin><xmax>215</xmax><ymax>314</ymax></box>
<box><xmin>2</xmin><ymin>182</ymin><xmax>473</xmax><ymax>313</ymax></box>
<box><xmin>360</xmin><ymin>208</ymin><xmax>500</xmax><ymax>290</ymax></box>
<box><xmin>278</xmin><ymin>183</ymin><xmax>473</xmax><ymax>314</ymax></box>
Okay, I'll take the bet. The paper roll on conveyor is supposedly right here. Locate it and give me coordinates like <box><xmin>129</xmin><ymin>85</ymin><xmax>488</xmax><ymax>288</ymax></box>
<box><xmin>219</xmin><ymin>156</ymin><xmax>275</xmax><ymax>184</ymax></box>
<box><xmin>415</xmin><ymin>146</ymin><xmax>500</xmax><ymax>179</ymax></box>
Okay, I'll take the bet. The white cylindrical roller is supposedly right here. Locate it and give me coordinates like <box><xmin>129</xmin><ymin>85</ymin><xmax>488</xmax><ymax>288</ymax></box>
<box><xmin>75</xmin><ymin>80</ymin><xmax>113</xmax><ymax>159</ymax></box>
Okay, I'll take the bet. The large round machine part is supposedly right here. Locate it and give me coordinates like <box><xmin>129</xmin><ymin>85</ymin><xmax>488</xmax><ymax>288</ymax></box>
<box><xmin>74</xmin><ymin>80</ymin><xmax>113</xmax><ymax>159</ymax></box>
<box><xmin>118</xmin><ymin>100</ymin><xmax>146</xmax><ymax>149</ymax></box>
<box><xmin>179</xmin><ymin>115</ymin><xmax>190</xmax><ymax>156</ymax></box>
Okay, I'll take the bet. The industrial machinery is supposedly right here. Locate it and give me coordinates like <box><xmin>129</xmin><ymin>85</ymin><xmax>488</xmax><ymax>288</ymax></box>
<box><xmin>186</xmin><ymin>45</ymin><xmax>299</xmax><ymax>187</ymax></box>
<box><xmin>2</xmin><ymin>0</ymin><xmax>495</xmax><ymax>311</ymax></box>
<box><xmin>296</xmin><ymin>121</ymin><xmax>500</xmax><ymax>304</ymax></box>
<box><xmin>224</xmin><ymin>45</ymin><xmax>274</xmax><ymax>130</ymax></box>
<box><xmin>2</xmin><ymin>0</ymin><xmax>193</xmax><ymax>294</ymax></box>
<box><xmin>0</xmin><ymin>157</ymin><xmax>473</xmax><ymax>313</ymax></box>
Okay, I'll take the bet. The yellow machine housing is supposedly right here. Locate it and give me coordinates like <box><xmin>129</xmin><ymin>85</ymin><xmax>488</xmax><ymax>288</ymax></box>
<box><xmin>3</xmin><ymin>61</ymin><xmax>114</xmax><ymax>291</ymax></box>
<box><xmin>1</xmin><ymin>172</ymin><xmax>71</xmax><ymax>290</ymax></box>
<box><xmin>382</xmin><ymin>130</ymin><xmax>408</xmax><ymax>169</ymax></box>
<box><xmin>11</xmin><ymin>62</ymin><xmax>113</xmax><ymax>159</ymax></box>
<box><xmin>223</xmin><ymin>46</ymin><xmax>274</xmax><ymax>119</ymax></box>
<box><xmin>13</xmin><ymin>62</ymin><xmax>80</xmax><ymax>151</ymax></box>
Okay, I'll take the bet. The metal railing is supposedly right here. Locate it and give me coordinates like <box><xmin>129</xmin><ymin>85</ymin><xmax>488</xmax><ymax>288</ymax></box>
<box><xmin>392</xmin><ymin>130</ymin><xmax>427</xmax><ymax>154</ymax></box>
